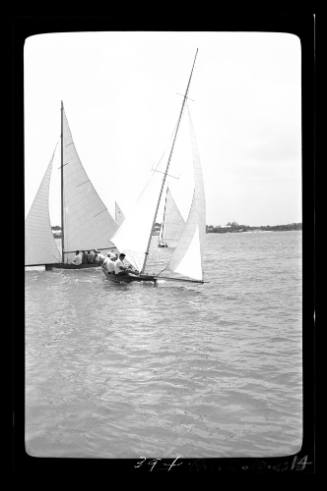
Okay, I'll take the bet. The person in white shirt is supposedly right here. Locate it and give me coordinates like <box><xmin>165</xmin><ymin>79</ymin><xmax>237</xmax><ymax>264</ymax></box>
<box><xmin>94</xmin><ymin>251</ymin><xmax>105</xmax><ymax>265</ymax></box>
<box><xmin>114</xmin><ymin>253</ymin><xmax>128</xmax><ymax>275</ymax></box>
<box><xmin>87</xmin><ymin>250</ymin><xmax>96</xmax><ymax>263</ymax></box>
<box><xmin>71</xmin><ymin>250</ymin><xmax>83</xmax><ymax>265</ymax></box>
<box><xmin>102</xmin><ymin>255</ymin><xmax>109</xmax><ymax>269</ymax></box>
<box><xmin>114</xmin><ymin>253</ymin><xmax>140</xmax><ymax>277</ymax></box>
<box><xmin>102</xmin><ymin>254</ymin><xmax>116</xmax><ymax>274</ymax></box>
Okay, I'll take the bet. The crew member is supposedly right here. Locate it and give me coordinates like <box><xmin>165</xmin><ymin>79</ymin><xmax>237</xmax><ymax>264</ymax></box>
<box><xmin>88</xmin><ymin>250</ymin><xmax>96</xmax><ymax>263</ymax></box>
<box><xmin>102</xmin><ymin>253</ymin><xmax>116</xmax><ymax>274</ymax></box>
<box><xmin>71</xmin><ymin>250</ymin><xmax>83</xmax><ymax>265</ymax></box>
<box><xmin>114</xmin><ymin>253</ymin><xmax>129</xmax><ymax>275</ymax></box>
<box><xmin>94</xmin><ymin>250</ymin><xmax>105</xmax><ymax>265</ymax></box>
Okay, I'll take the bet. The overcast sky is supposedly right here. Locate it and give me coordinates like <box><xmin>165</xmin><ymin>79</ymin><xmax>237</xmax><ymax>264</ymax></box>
<box><xmin>24</xmin><ymin>31</ymin><xmax>301</xmax><ymax>227</ymax></box>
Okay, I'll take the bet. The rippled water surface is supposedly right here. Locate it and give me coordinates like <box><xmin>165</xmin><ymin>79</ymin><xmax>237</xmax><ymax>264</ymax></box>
<box><xmin>25</xmin><ymin>231</ymin><xmax>302</xmax><ymax>458</ymax></box>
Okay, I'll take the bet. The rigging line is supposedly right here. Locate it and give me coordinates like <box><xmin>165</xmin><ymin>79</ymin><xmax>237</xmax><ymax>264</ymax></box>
<box><xmin>141</xmin><ymin>48</ymin><xmax>199</xmax><ymax>275</ymax></box>
<box><xmin>176</xmin><ymin>92</ymin><xmax>195</xmax><ymax>102</ymax></box>
<box><xmin>152</xmin><ymin>149</ymin><xmax>166</xmax><ymax>172</ymax></box>
<box><xmin>152</xmin><ymin>124</ymin><xmax>178</xmax><ymax>172</ymax></box>
<box><xmin>151</xmin><ymin>168</ymin><xmax>180</xmax><ymax>180</ymax></box>
<box><xmin>133</xmin><ymin>132</ymin><xmax>175</xmax><ymax>203</ymax></box>
<box><xmin>135</xmin><ymin>113</ymin><xmax>178</xmax><ymax>202</ymax></box>
<box><xmin>156</xmin><ymin>265</ymin><xmax>168</xmax><ymax>276</ymax></box>
<box><xmin>130</xmin><ymin>161</ymin><xmax>164</xmax><ymax>206</ymax></box>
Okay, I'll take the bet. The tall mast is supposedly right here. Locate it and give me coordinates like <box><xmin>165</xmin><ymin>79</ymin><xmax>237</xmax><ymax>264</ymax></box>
<box><xmin>141</xmin><ymin>48</ymin><xmax>198</xmax><ymax>274</ymax></box>
<box><xmin>60</xmin><ymin>101</ymin><xmax>65</xmax><ymax>263</ymax></box>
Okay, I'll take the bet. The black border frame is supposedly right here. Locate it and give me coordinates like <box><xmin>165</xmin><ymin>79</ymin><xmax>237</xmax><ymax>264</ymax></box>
<box><xmin>11</xmin><ymin>13</ymin><xmax>316</xmax><ymax>475</ymax></box>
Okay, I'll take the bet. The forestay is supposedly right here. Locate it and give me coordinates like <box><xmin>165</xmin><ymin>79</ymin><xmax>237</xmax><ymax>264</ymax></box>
<box><xmin>62</xmin><ymin>108</ymin><xmax>117</xmax><ymax>255</ymax></box>
<box><xmin>25</xmin><ymin>147</ymin><xmax>61</xmax><ymax>266</ymax></box>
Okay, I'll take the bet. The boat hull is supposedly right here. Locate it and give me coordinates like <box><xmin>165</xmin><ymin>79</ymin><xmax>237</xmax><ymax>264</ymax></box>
<box><xmin>104</xmin><ymin>272</ymin><xmax>157</xmax><ymax>284</ymax></box>
<box><xmin>45</xmin><ymin>263</ymin><xmax>100</xmax><ymax>270</ymax></box>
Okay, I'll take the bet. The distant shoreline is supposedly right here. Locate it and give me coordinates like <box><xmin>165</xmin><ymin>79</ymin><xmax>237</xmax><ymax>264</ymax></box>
<box><xmin>51</xmin><ymin>222</ymin><xmax>302</xmax><ymax>238</ymax></box>
<box><xmin>206</xmin><ymin>223</ymin><xmax>302</xmax><ymax>234</ymax></box>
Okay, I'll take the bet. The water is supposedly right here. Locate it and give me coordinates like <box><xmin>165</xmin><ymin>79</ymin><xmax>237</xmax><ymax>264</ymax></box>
<box><xmin>25</xmin><ymin>231</ymin><xmax>302</xmax><ymax>458</ymax></box>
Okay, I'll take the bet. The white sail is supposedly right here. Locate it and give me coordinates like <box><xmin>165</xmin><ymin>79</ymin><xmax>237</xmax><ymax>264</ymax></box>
<box><xmin>110</xmin><ymin>170</ymin><xmax>163</xmax><ymax>271</ymax></box>
<box><xmin>62</xmin><ymin>108</ymin><xmax>117</xmax><ymax>257</ymax></box>
<box><xmin>110</xmin><ymin>50</ymin><xmax>204</xmax><ymax>282</ymax></box>
<box><xmin>165</xmin><ymin>107</ymin><xmax>206</xmax><ymax>281</ymax></box>
<box><xmin>115</xmin><ymin>201</ymin><xmax>125</xmax><ymax>226</ymax></box>
<box><xmin>25</xmin><ymin>147</ymin><xmax>61</xmax><ymax>266</ymax></box>
<box><xmin>159</xmin><ymin>187</ymin><xmax>185</xmax><ymax>247</ymax></box>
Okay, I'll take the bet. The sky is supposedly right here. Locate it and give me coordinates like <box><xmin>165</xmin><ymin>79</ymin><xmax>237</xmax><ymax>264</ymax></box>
<box><xmin>24</xmin><ymin>31</ymin><xmax>302</xmax><ymax>227</ymax></box>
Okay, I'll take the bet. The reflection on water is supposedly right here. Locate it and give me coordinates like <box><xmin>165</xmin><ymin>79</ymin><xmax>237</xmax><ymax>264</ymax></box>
<box><xmin>25</xmin><ymin>231</ymin><xmax>302</xmax><ymax>458</ymax></box>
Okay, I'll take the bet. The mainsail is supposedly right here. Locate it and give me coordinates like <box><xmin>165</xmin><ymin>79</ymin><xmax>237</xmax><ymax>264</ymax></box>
<box><xmin>25</xmin><ymin>104</ymin><xmax>118</xmax><ymax>266</ymax></box>
<box><xmin>61</xmin><ymin>107</ymin><xmax>118</xmax><ymax>257</ymax></box>
<box><xmin>159</xmin><ymin>187</ymin><xmax>185</xmax><ymax>248</ymax></box>
<box><xmin>25</xmin><ymin>146</ymin><xmax>61</xmax><ymax>266</ymax></box>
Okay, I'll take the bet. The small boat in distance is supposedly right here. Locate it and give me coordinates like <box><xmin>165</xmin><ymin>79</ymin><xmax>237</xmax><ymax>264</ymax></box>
<box><xmin>25</xmin><ymin>103</ymin><xmax>119</xmax><ymax>269</ymax></box>
<box><xmin>158</xmin><ymin>187</ymin><xmax>185</xmax><ymax>248</ymax></box>
<box><xmin>107</xmin><ymin>49</ymin><xmax>206</xmax><ymax>285</ymax></box>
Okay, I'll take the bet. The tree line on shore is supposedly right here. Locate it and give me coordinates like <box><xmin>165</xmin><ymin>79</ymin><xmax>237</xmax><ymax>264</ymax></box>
<box><xmin>51</xmin><ymin>221</ymin><xmax>302</xmax><ymax>238</ymax></box>
<box><xmin>206</xmin><ymin>222</ymin><xmax>302</xmax><ymax>233</ymax></box>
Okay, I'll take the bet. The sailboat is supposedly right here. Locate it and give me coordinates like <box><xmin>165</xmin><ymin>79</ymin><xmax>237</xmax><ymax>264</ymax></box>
<box><xmin>108</xmin><ymin>49</ymin><xmax>206</xmax><ymax>284</ymax></box>
<box><xmin>158</xmin><ymin>186</ymin><xmax>185</xmax><ymax>248</ymax></box>
<box><xmin>25</xmin><ymin>103</ymin><xmax>118</xmax><ymax>269</ymax></box>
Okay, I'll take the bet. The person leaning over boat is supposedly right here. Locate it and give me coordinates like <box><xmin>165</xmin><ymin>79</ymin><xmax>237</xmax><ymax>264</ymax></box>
<box><xmin>114</xmin><ymin>253</ymin><xmax>139</xmax><ymax>277</ymax></box>
<box><xmin>71</xmin><ymin>250</ymin><xmax>83</xmax><ymax>265</ymax></box>
<box><xmin>114</xmin><ymin>253</ymin><xmax>130</xmax><ymax>275</ymax></box>
<box><xmin>82</xmin><ymin>250</ymin><xmax>88</xmax><ymax>264</ymax></box>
